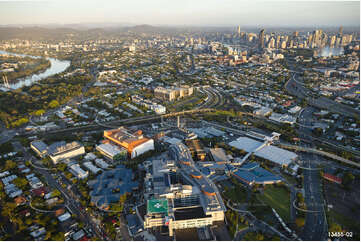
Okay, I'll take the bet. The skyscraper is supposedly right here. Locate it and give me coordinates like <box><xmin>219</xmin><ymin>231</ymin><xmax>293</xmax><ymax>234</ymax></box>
<box><xmin>339</xmin><ymin>26</ymin><xmax>343</xmax><ymax>36</ymax></box>
<box><xmin>330</xmin><ymin>35</ymin><xmax>336</xmax><ymax>47</ymax></box>
<box><xmin>259</xmin><ymin>29</ymin><xmax>265</xmax><ymax>49</ymax></box>
<box><xmin>276</xmin><ymin>35</ymin><xmax>281</xmax><ymax>49</ymax></box>
<box><xmin>237</xmin><ymin>26</ymin><xmax>241</xmax><ymax>36</ymax></box>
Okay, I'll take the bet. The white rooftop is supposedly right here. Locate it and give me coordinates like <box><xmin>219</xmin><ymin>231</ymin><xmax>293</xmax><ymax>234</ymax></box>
<box><xmin>229</xmin><ymin>137</ymin><xmax>297</xmax><ymax>166</ymax></box>
<box><xmin>96</xmin><ymin>143</ymin><xmax>122</xmax><ymax>156</ymax></box>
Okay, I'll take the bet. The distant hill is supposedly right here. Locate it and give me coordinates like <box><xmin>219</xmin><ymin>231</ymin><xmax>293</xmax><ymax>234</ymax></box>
<box><xmin>0</xmin><ymin>27</ymin><xmax>79</xmax><ymax>41</ymax></box>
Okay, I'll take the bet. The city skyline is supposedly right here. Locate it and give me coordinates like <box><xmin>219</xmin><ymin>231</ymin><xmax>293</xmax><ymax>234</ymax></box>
<box><xmin>0</xmin><ymin>0</ymin><xmax>359</xmax><ymax>27</ymax></box>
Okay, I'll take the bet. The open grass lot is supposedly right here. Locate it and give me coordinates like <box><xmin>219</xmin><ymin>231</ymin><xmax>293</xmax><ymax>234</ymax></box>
<box><xmin>256</xmin><ymin>185</ymin><xmax>291</xmax><ymax>223</ymax></box>
<box><xmin>327</xmin><ymin>209</ymin><xmax>360</xmax><ymax>240</ymax></box>
<box><xmin>223</xmin><ymin>184</ymin><xmax>248</xmax><ymax>204</ymax></box>
<box><xmin>323</xmin><ymin>179</ymin><xmax>360</xmax><ymax>240</ymax></box>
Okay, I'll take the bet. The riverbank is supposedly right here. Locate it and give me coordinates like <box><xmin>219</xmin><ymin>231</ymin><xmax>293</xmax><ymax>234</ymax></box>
<box><xmin>0</xmin><ymin>50</ymin><xmax>70</xmax><ymax>89</ymax></box>
<box><xmin>0</xmin><ymin>54</ymin><xmax>51</xmax><ymax>81</ymax></box>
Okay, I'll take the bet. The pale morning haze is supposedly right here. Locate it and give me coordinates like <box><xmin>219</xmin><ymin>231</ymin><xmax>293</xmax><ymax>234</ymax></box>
<box><xmin>0</xmin><ymin>0</ymin><xmax>359</xmax><ymax>26</ymax></box>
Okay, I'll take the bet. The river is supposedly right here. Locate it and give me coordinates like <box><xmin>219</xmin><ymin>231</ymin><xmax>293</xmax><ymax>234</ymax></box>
<box><xmin>0</xmin><ymin>50</ymin><xmax>71</xmax><ymax>89</ymax></box>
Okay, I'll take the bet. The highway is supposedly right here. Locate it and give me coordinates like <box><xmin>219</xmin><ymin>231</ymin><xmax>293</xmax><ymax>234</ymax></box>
<box><xmin>24</xmin><ymin>108</ymin><xmax>216</xmax><ymax>136</ymax></box>
<box><xmin>285</xmin><ymin>73</ymin><xmax>358</xmax><ymax>118</ymax></box>
<box><xmin>197</xmin><ymin>87</ymin><xmax>224</xmax><ymax>109</ymax></box>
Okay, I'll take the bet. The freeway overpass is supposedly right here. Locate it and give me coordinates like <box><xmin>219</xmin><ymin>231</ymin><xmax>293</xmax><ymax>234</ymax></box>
<box><xmin>25</xmin><ymin>108</ymin><xmax>217</xmax><ymax>136</ymax></box>
<box><xmin>285</xmin><ymin>74</ymin><xmax>359</xmax><ymax>118</ymax></box>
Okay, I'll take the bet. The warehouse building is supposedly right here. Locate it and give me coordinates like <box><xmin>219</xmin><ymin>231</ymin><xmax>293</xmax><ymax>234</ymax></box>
<box><xmin>103</xmin><ymin>127</ymin><xmax>154</xmax><ymax>159</ymax></box>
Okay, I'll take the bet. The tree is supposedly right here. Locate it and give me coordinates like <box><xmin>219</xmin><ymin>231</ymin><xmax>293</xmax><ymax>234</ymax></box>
<box><xmin>329</xmin><ymin>222</ymin><xmax>342</xmax><ymax>232</ymax></box>
<box><xmin>56</xmin><ymin>163</ymin><xmax>67</xmax><ymax>172</ymax></box>
<box><xmin>52</xmin><ymin>189</ymin><xmax>61</xmax><ymax>197</ymax></box>
<box><xmin>342</xmin><ymin>172</ymin><xmax>355</xmax><ymax>188</ymax></box>
<box><xmin>34</xmin><ymin>109</ymin><xmax>45</xmax><ymax>116</ymax></box>
<box><xmin>13</xmin><ymin>177</ymin><xmax>28</xmax><ymax>190</ymax></box>
<box><xmin>295</xmin><ymin>217</ymin><xmax>305</xmax><ymax>227</ymax></box>
<box><xmin>51</xmin><ymin>232</ymin><xmax>65</xmax><ymax>241</ymax></box>
<box><xmin>48</xmin><ymin>100</ymin><xmax>59</xmax><ymax>109</ymax></box>
<box><xmin>4</xmin><ymin>160</ymin><xmax>16</xmax><ymax>170</ymax></box>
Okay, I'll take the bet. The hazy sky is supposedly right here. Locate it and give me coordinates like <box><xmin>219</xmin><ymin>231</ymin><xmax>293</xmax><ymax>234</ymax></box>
<box><xmin>0</xmin><ymin>0</ymin><xmax>359</xmax><ymax>27</ymax></box>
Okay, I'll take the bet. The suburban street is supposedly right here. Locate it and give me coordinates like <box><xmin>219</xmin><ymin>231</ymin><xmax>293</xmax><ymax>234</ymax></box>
<box><xmin>11</xmin><ymin>141</ymin><xmax>107</xmax><ymax>241</ymax></box>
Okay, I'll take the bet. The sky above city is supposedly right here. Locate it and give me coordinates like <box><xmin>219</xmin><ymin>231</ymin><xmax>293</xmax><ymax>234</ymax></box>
<box><xmin>0</xmin><ymin>0</ymin><xmax>359</xmax><ymax>27</ymax></box>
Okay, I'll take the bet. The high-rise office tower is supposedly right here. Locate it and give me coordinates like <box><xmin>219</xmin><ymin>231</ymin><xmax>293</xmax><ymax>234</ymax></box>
<box><xmin>289</xmin><ymin>40</ymin><xmax>294</xmax><ymax>48</ymax></box>
<box><xmin>237</xmin><ymin>26</ymin><xmax>241</xmax><ymax>36</ymax></box>
<box><xmin>341</xmin><ymin>35</ymin><xmax>347</xmax><ymax>46</ymax></box>
<box><xmin>259</xmin><ymin>29</ymin><xmax>265</xmax><ymax>49</ymax></box>
<box><xmin>276</xmin><ymin>35</ymin><xmax>281</xmax><ymax>49</ymax></box>
<box><xmin>307</xmin><ymin>34</ymin><xmax>313</xmax><ymax>47</ymax></box>
<box><xmin>335</xmin><ymin>37</ymin><xmax>341</xmax><ymax>47</ymax></box>
<box><xmin>265</xmin><ymin>34</ymin><xmax>270</xmax><ymax>43</ymax></box>
<box><xmin>281</xmin><ymin>41</ymin><xmax>287</xmax><ymax>49</ymax></box>
<box><xmin>339</xmin><ymin>26</ymin><xmax>343</xmax><ymax>36</ymax></box>
<box><xmin>330</xmin><ymin>35</ymin><xmax>336</xmax><ymax>47</ymax></box>
<box><xmin>269</xmin><ymin>38</ymin><xmax>275</xmax><ymax>49</ymax></box>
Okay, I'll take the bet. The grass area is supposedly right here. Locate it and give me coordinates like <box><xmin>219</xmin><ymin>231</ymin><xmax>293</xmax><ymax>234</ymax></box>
<box><xmin>282</xmin><ymin>173</ymin><xmax>298</xmax><ymax>186</ymax></box>
<box><xmin>256</xmin><ymin>185</ymin><xmax>291</xmax><ymax>223</ymax></box>
<box><xmin>250</xmin><ymin>204</ymin><xmax>276</xmax><ymax>225</ymax></box>
<box><xmin>223</xmin><ymin>184</ymin><xmax>248</xmax><ymax>204</ymax></box>
<box><xmin>327</xmin><ymin>209</ymin><xmax>360</xmax><ymax>235</ymax></box>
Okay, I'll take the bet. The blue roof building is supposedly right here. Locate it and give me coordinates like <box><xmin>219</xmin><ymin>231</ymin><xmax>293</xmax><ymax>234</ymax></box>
<box><xmin>88</xmin><ymin>165</ymin><xmax>138</xmax><ymax>206</ymax></box>
<box><xmin>231</xmin><ymin>163</ymin><xmax>282</xmax><ymax>186</ymax></box>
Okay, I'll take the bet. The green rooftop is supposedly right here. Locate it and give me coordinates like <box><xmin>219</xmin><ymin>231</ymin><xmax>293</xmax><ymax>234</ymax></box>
<box><xmin>147</xmin><ymin>198</ymin><xmax>168</xmax><ymax>215</ymax></box>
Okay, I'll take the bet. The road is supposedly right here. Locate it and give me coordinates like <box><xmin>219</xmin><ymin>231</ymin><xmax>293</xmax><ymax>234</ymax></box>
<box><xmin>197</xmin><ymin>87</ymin><xmax>224</xmax><ymax>109</ymax></box>
<box><xmin>11</xmin><ymin>141</ymin><xmax>107</xmax><ymax>240</ymax></box>
<box><xmin>23</xmin><ymin>108</ymin><xmax>216</xmax><ymax>136</ymax></box>
<box><xmin>0</xmin><ymin>129</ymin><xmax>16</xmax><ymax>145</ymax></box>
<box><xmin>297</xmin><ymin>107</ymin><xmax>328</xmax><ymax>241</ymax></box>
<box><xmin>226</xmin><ymin>200</ymin><xmax>291</xmax><ymax>240</ymax></box>
<box><xmin>285</xmin><ymin>73</ymin><xmax>358</xmax><ymax>117</ymax></box>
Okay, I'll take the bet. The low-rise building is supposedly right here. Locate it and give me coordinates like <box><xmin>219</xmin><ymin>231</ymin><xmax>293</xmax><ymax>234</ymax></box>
<box><xmin>68</xmin><ymin>163</ymin><xmax>88</xmax><ymax>179</ymax></box>
<box><xmin>30</xmin><ymin>140</ymin><xmax>48</xmax><ymax>158</ymax></box>
<box><xmin>83</xmin><ymin>162</ymin><xmax>102</xmax><ymax>174</ymax></box>
<box><xmin>154</xmin><ymin>86</ymin><xmax>194</xmax><ymax>101</ymax></box>
<box><xmin>96</xmin><ymin>143</ymin><xmax>127</xmax><ymax>161</ymax></box>
<box><xmin>253</xmin><ymin>107</ymin><xmax>273</xmax><ymax>116</ymax></box>
<box><xmin>210</xmin><ymin>148</ymin><xmax>229</xmax><ymax>162</ymax></box>
<box><xmin>103</xmin><ymin>127</ymin><xmax>154</xmax><ymax>159</ymax></box>
<box><xmin>49</xmin><ymin>141</ymin><xmax>85</xmax><ymax>164</ymax></box>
